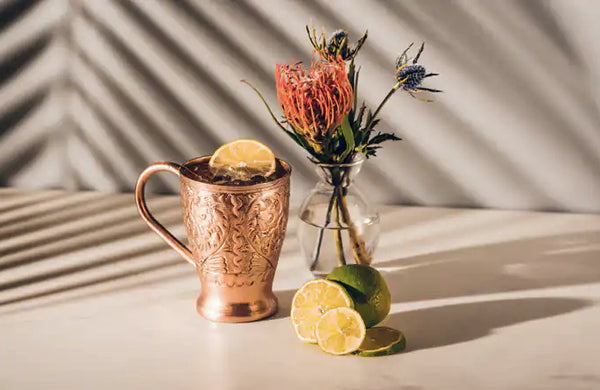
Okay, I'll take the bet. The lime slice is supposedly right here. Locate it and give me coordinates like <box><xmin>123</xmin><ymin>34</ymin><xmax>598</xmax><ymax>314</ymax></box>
<box><xmin>326</xmin><ymin>265</ymin><xmax>391</xmax><ymax>328</ymax></box>
<box><xmin>291</xmin><ymin>279</ymin><xmax>353</xmax><ymax>343</ymax></box>
<box><xmin>355</xmin><ymin>326</ymin><xmax>406</xmax><ymax>357</ymax></box>
<box><xmin>316</xmin><ymin>307</ymin><xmax>366</xmax><ymax>355</ymax></box>
<box><xmin>209</xmin><ymin>139</ymin><xmax>276</xmax><ymax>179</ymax></box>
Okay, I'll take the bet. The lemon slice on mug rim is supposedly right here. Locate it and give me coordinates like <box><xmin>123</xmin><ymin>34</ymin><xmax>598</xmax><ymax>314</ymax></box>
<box><xmin>209</xmin><ymin>139</ymin><xmax>276</xmax><ymax>177</ymax></box>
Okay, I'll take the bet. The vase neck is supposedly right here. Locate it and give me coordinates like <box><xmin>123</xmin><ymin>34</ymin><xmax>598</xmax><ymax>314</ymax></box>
<box><xmin>315</xmin><ymin>156</ymin><xmax>364</xmax><ymax>188</ymax></box>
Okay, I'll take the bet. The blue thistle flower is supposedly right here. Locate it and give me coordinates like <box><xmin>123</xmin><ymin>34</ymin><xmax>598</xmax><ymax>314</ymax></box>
<box><xmin>396</xmin><ymin>64</ymin><xmax>427</xmax><ymax>90</ymax></box>
<box><xmin>395</xmin><ymin>42</ymin><xmax>441</xmax><ymax>97</ymax></box>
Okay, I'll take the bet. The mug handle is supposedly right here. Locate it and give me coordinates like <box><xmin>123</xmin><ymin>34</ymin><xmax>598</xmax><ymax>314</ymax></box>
<box><xmin>135</xmin><ymin>162</ymin><xmax>196</xmax><ymax>267</ymax></box>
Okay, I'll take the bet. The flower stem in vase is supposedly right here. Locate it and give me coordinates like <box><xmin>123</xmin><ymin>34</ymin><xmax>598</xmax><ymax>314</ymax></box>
<box><xmin>336</xmin><ymin>189</ymin><xmax>372</xmax><ymax>265</ymax></box>
<box><xmin>333</xmin><ymin>187</ymin><xmax>346</xmax><ymax>266</ymax></box>
<box><xmin>309</xmin><ymin>191</ymin><xmax>336</xmax><ymax>272</ymax></box>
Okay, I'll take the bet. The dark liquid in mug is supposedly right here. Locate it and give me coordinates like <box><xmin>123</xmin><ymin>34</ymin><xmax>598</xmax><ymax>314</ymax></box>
<box><xmin>182</xmin><ymin>158</ymin><xmax>287</xmax><ymax>186</ymax></box>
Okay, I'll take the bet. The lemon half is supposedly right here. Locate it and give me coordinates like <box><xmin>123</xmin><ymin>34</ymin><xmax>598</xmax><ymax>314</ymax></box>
<box><xmin>291</xmin><ymin>279</ymin><xmax>354</xmax><ymax>343</ymax></box>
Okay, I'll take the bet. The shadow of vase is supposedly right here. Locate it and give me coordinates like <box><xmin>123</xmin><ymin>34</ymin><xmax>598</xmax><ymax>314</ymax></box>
<box><xmin>378</xmin><ymin>231</ymin><xmax>600</xmax><ymax>304</ymax></box>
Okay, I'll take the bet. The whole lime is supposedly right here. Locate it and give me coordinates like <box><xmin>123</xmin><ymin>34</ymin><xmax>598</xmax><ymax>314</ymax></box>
<box><xmin>326</xmin><ymin>265</ymin><xmax>391</xmax><ymax>327</ymax></box>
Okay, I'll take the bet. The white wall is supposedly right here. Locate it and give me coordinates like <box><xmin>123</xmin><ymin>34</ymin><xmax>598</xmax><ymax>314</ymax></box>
<box><xmin>1</xmin><ymin>0</ymin><xmax>599</xmax><ymax>212</ymax></box>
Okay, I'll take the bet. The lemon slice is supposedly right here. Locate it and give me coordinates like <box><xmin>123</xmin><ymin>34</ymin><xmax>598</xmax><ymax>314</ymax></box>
<box><xmin>291</xmin><ymin>279</ymin><xmax>354</xmax><ymax>343</ymax></box>
<box><xmin>209</xmin><ymin>139</ymin><xmax>276</xmax><ymax>178</ymax></box>
<box><xmin>316</xmin><ymin>307</ymin><xmax>366</xmax><ymax>355</ymax></box>
<box><xmin>356</xmin><ymin>327</ymin><xmax>406</xmax><ymax>357</ymax></box>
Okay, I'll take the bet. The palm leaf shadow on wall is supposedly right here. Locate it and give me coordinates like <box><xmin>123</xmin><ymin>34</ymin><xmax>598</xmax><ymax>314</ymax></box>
<box><xmin>1</xmin><ymin>0</ymin><xmax>599</xmax><ymax>212</ymax></box>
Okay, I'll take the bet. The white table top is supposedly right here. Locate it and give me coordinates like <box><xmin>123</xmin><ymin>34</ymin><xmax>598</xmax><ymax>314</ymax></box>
<box><xmin>1</xmin><ymin>188</ymin><xmax>600</xmax><ymax>389</ymax></box>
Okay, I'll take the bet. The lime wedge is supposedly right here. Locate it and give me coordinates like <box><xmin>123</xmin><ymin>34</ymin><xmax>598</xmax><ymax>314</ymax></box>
<box><xmin>355</xmin><ymin>326</ymin><xmax>406</xmax><ymax>357</ymax></box>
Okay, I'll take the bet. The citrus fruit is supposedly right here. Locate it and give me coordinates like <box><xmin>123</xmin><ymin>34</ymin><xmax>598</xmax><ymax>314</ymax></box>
<box><xmin>315</xmin><ymin>307</ymin><xmax>366</xmax><ymax>355</ymax></box>
<box><xmin>355</xmin><ymin>326</ymin><xmax>406</xmax><ymax>356</ymax></box>
<box><xmin>291</xmin><ymin>279</ymin><xmax>354</xmax><ymax>343</ymax></box>
<box><xmin>326</xmin><ymin>265</ymin><xmax>391</xmax><ymax>327</ymax></box>
<box><xmin>209</xmin><ymin>139</ymin><xmax>276</xmax><ymax>178</ymax></box>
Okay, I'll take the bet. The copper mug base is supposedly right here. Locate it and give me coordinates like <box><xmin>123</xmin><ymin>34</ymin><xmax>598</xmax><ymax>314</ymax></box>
<box><xmin>197</xmin><ymin>275</ymin><xmax>278</xmax><ymax>322</ymax></box>
<box><xmin>135</xmin><ymin>156</ymin><xmax>290</xmax><ymax>323</ymax></box>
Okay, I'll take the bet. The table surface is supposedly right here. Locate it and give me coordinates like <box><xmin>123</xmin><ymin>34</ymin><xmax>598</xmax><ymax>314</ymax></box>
<box><xmin>1</xmin><ymin>188</ymin><xmax>599</xmax><ymax>389</ymax></box>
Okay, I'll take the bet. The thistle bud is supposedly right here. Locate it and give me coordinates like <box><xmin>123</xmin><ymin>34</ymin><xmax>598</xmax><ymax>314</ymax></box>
<box><xmin>327</xmin><ymin>30</ymin><xmax>350</xmax><ymax>60</ymax></box>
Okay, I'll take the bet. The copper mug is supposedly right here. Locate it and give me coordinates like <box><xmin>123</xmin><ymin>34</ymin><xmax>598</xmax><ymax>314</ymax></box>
<box><xmin>135</xmin><ymin>156</ymin><xmax>291</xmax><ymax>322</ymax></box>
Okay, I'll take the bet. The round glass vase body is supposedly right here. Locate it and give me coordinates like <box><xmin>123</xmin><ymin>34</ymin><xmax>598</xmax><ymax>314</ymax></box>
<box><xmin>298</xmin><ymin>156</ymin><xmax>380</xmax><ymax>277</ymax></box>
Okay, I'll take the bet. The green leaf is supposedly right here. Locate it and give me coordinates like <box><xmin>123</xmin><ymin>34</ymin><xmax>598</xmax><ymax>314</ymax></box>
<box><xmin>356</xmin><ymin>103</ymin><xmax>366</xmax><ymax>128</ymax></box>
<box><xmin>365</xmin><ymin>109</ymin><xmax>373</xmax><ymax>128</ymax></box>
<box><xmin>351</xmin><ymin>103</ymin><xmax>369</xmax><ymax>148</ymax></box>
<box><xmin>368</xmin><ymin>132</ymin><xmax>402</xmax><ymax>145</ymax></box>
<box><xmin>241</xmin><ymin>80</ymin><xmax>323</xmax><ymax>159</ymax></box>
<box><xmin>369</xmin><ymin>118</ymin><xmax>380</xmax><ymax>130</ymax></box>
<box><xmin>350</xmin><ymin>30</ymin><xmax>368</xmax><ymax>59</ymax></box>
<box><xmin>241</xmin><ymin>80</ymin><xmax>290</xmax><ymax>135</ymax></box>
<box><xmin>338</xmin><ymin>115</ymin><xmax>355</xmax><ymax>162</ymax></box>
<box><xmin>306</xmin><ymin>25</ymin><xmax>316</xmax><ymax>48</ymax></box>
<box><xmin>365</xmin><ymin>145</ymin><xmax>381</xmax><ymax>158</ymax></box>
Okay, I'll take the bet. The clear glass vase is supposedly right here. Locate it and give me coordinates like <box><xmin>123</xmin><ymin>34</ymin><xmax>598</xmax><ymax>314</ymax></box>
<box><xmin>298</xmin><ymin>155</ymin><xmax>380</xmax><ymax>277</ymax></box>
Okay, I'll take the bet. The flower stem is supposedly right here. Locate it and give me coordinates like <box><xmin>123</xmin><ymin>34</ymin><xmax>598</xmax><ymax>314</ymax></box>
<box><xmin>333</xmin><ymin>188</ymin><xmax>346</xmax><ymax>266</ymax></box>
<box><xmin>336</xmin><ymin>189</ymin><xmax>372</xmax><ymax>265</ymax></box>
<box><xmin>309</xmin><ymin>187</ymin><xmax>336</xmax><ymax>272</ymax></box>
<box><xmin>365</xmin><ymin>81</ymin><xmax>401</xmax><ymax>130</ymax></box>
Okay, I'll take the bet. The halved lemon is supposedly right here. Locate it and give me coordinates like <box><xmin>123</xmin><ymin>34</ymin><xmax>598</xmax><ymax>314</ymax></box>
<box><xmin>209</xmin><ymin>139</ymin><xmax>276</xmax><ymax>178</ymax></box>
<box><xmin>316</xmin><ymin>307</ymin><xmax>366</xmax><ymax>355</ymax></box>
<box><xmin>356</xmin><ymin>326</ymin><xmax>406</xmax><ymax>357</ymax></box>
<box><xmin>291</xmin><ymin>279</ymin><xmax>354</xmax><ymax>343</ymax></box>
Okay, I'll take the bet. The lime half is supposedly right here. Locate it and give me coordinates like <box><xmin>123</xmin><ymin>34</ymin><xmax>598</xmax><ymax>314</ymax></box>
<box><xmin>326</xmin><ymin>265</ymin><xmax>391</xmax><ymax>327</ymax></box>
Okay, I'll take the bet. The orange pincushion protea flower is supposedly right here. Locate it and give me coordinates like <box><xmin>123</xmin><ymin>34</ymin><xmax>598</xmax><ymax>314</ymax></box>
<box><xmin>275</xmin><ymin>52</ymin><xmax>353</xmax><ymax>149</ymax></box>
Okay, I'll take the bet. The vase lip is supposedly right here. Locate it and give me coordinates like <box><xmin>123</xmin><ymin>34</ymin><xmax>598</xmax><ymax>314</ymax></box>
<box><xmin>312</xmin><ymin>154</ymin><xmax>365</xmax><ymax>168</ymax></box>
